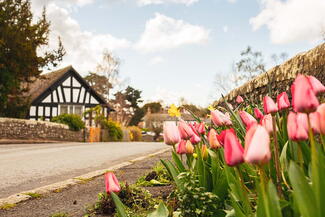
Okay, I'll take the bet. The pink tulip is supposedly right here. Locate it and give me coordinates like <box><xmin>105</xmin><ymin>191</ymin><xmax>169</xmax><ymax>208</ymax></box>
<box><xmin>223</xmin><ymin>129</ymin><xmax>244</xmax><ymax>166</ymax></box>
<box><xmin>208</xmin><ymin>129</ymin><xmax>221</xmax><ymax>149</ymax></box>
<box><xmin>263</xmin><ymin>96</ymin><xmax>278</xmax><ymax>114</ymax></box>
<box><xmin>254</xmin><ymin>108</ymin><xmax>264</xmax><ymax>119</ymax></box>
<box><xmin>178</xmin><ymin>120</ymin><xmax>195</xmax><ymax>140</ymax></box>
<box><xmin>317</xmin><ymin>103</ymin><xmax>325</xmax><ymax>134</ymax></box>
<box><xmin>190</xmin><ymin>133</ymin><xmax>201</xmax><ymax>144</ymax></box>
<box><xmin>291</xmin><ymin>75</ymin><xmax>319</xmax><ymax>113</ymax></box>
<box><xmin>176</xmin><ymin>140</ymin><xmax>187</xmax><ymax>154</ymax></box>
<box><xmin>307</xmin><ymin>75</ymin><xmax>325</xmax><ymax>95</ymax></box>
<box><xmin>195</xmin><ymin>122</ymin><xmax>206</xmax><ymax>135</ymax></box>
<box><xmin>105</xmin><ymin>172</ymin><xmax>121</xmax><ymax>194</ymax></box>
<box><xmin>277</xmin><ymin>92</ymin><xmax>290</xmax><ymax>111</ymax></box>
<box><xmin>309</xmin><ymin>112</ymin><xmax>321</xmax><ymax>134</ymax></box>
<box><xmin>211</xmin><ymin>110</ymin><xmax>232</xmax><ymax>126</ymax></box>
<box><xmin>185</xmin><ymin>140</ymin><xmax>194</xmax><ymax>154</ymax></box>
<box><xmin>163</xmin><ymin>122</ymin><xmax>181</xmax><ymax>145</ymax></box>
<box><xmin>239</xmin><ymin>111</ymin><xmax>257</xmax><ymax>130</ymax></box>
<box><xmin>244</xmin><ymin>124</ymin><xmax>271</xmax><ymax>164</ymax></box>
<box><xmin>236</xmin><ymin>95</ymin><xmax>244</xmax><ymax>104</ymax></box>
<box><xmin>218</xmin><ymin>128</ymin><xmax>235</xmax><ymax>146</ymax></box>
<box><xmin>287</xmin><ymin>112</ymin><xmax>309</xmax><ymax>141</ymax></box>
<box><xmin>260</xmin><ymin>114</ymin><xmax>275</xmax><ymax>134</ymax></box>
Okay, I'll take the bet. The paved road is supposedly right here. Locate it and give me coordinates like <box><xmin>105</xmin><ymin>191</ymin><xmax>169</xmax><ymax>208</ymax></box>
<box><xmin>0</xmin><ymin>142</ymin><xmax>167</xmax><ymax>198</ymax></box>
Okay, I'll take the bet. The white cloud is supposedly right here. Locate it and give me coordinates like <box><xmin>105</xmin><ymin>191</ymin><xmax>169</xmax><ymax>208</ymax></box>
<box><xmin>135</xmin><ymin>13</ymin><xmax>210</xmax><ymax>52</ymax></box>
<box><xmin>223</xmin><ymin>25</ymin><xmax>229</xmax><ymax>33</ymax></box>
<box><xmin>138</xmin><ymin>0</ymin><xmax>198</xmax><ymax>6</ymax></box>
<box><xmin>250</xmin><ymin>0</ymin><xmax>325</xmax><ymax>44</ymax></box>
<box><xmin>150</xmin><ymin>56</ymin><xmax>165</xmax><ymax>65</ymax></box>
<box><xmin>31</xmin><ymin>1</ymin><xmax>131</xmax><ymax>73</ymax></box>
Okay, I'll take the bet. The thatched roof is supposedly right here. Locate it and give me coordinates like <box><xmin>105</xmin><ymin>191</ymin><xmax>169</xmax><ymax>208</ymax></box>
<box><xmin>26</xmin><ymin>65</ymin><xmax>73</xmax><ymax>102</ymax></box>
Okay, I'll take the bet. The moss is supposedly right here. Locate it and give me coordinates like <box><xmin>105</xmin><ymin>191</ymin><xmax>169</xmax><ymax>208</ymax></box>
<box><xmin>50</xmin><ymin>212</ymin><xmax>69</xmax><ymax>217</ymax></box>
<box><xmin>0</xmin><ymin>203</ymin><xmax>16</xmax><ymax>210</ymax></box>
<box><xmin>24</xmin><ymin>192</ymin><xmax>42</xmax><ymax>199</ymax></box>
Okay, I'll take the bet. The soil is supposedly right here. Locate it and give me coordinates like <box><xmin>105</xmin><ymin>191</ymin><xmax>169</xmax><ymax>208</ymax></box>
<box><xmin>0</xmin><ymin>151</ymin><xmax>172</xmax><ymax>217</ymax></box>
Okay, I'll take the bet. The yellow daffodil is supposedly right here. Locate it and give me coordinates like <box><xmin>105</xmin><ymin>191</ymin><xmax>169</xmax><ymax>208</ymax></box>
<box><xmin>168</xmin><ymin>104</ymin><xmax>181</xmax><ymax>117</ymax></box>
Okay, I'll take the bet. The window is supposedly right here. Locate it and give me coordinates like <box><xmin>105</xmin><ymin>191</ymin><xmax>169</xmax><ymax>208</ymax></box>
<box><xmin>74</xmin><ymin>106</ymin><xmax>83</xmax><ymax>116</ymax></box>
<box><xmin>59</xmin><ymin>105</ymin><xmax>83</xmax><ymax>116</ymax></box>
<box><xmin>60</xmin><ymin>105</ymin><xmax>68</xmax><ymax>114</ymax></box>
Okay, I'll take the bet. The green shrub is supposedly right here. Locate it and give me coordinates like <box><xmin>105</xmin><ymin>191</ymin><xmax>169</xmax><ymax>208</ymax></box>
<box><xmin>176</xmin><ymin>172</ymin><xmax>223</xmax><ymax>217</ymax></box>
<box><xmin>51</xmin><ymin>114</ymin><xmax>85</xmax><ymax>131</ymax></box>
<box><xmin>128</xmin><ymin>126</ymin><xmax>142</xmax><ymax>141</ymax></box>
<box><xmin>101</xmin><ymin>119</ymin><xmax>123</xmax><ymax>141</ymax></box>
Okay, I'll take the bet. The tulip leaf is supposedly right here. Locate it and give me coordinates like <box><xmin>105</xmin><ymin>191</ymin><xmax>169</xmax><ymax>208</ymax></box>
<box><xmin>110</xmin><ymin>192</ymin><xmax>128</xmax><ymax>217</ymax></box>
<box><xmin>172</xmin><ymin>151</ymin><xmax>186</xmax><ymax>172</ymax></box>
<box><xmin>266</xmin><ymin>181</ymin><xmax>283</xmax><ymax>217</ymax></box>
<box><xmin>147</xmin><ymin>202</ymin><xmax>169</xmax><ymax>217</ymax></box>
<box><xmin>160</xmin><ymin>159</ymin><xmax>182</xmax><ymax>189</ymax></box>
<box><xmin>288</xmin><ymin>161</ymin><xmax>318</xmax><ymax>217</ymax></box>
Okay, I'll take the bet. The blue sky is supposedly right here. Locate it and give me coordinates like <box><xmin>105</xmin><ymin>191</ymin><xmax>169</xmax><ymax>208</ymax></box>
<box><xmin>31</xmin><ymin>0</ymin><xmax>324</xmax><ymax>107</ymax></box>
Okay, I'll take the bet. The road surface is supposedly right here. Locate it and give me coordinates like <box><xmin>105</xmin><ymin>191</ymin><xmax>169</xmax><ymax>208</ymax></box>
<box><xmin>0</xmin><ymin>142</ymin><xmax>167</xmax><ymax>198</ymax></box>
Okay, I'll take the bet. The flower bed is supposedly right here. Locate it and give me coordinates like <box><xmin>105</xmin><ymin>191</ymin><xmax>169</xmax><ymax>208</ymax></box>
<box><xmin>101</xmin><ymin>74</ymin><xmax>325</xmax><ymax>217</ymax></box>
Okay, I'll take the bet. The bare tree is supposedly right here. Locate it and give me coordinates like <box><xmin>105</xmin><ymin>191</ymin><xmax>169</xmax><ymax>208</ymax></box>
<box><xmin>95</xmin><ymin>51</ymin><xmax>121</xmax><ymax>98</ymax></box>
<box><xmin>236</xmin><ymin>46</ymin><xmax>266</xmax><ymax>81</ymax></box>
<box><xmin>271</xmin><ymin>52</ymin><xmax>288</xmax><ymax>65</ymax></box>
<box><xmin>214</xmin><ymin>62</ymin><xmax>241</xmax><ymax>97</ymax></box>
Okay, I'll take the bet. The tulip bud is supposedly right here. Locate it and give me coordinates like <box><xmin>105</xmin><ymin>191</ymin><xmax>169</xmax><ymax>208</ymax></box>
<box><xmin>239</xmin><ymin>111</ymin><xmax>257</xmax><ymax>130</ymax></box>
<box><xmin>291</xmin><ymin>75</ymin><xmax>319</xmax><ymax>113</ymax></box>
<box><xmin>201</xmin><ymin>144</ymin><xmax>208</xmax><ymax>160</ymax></box>
<box><xmin>307</xmin><ymin>75</ymin><xmax>325</xmax><ymax>95</ymax></box>
<box><xmin>276</xmin><ymin>92</ymin><xmax>290</xmax><ymax>111</ymax></box>
<box><xmin>309</xmin><ymin>111</ymin><xmax>321</xmax><ymax>134</ymax></box>
<box><xmin>263</xmin><ymin>96</ymin><xmax>278</xmax><ymax>114</ymax></box>
<box><xmin>193</xmin><ymin>153</ymin><xmax>198</xmax><ymax>159</ymax></box>
<box><xmin>223</xmin><ymin>129</ymin><xmax>244</xmax><ymax>166</ymax></box>
<box><xmin>236</xmin><ymin>95</ymin><xmax>244</xmax><ymax>104</ymax></box>
<box><xmin>196</xmin><ymin>122</ymin><xmax>206</xmax><ymax>135</ymax></box>
<box><xmin>211</xmin><ymin>110</ymin><xmax>232</xmax><ymax>126</ymax></box>
<box><xmin>176</xmin><ymin>140</ymin><xmax>187</xmax><ymax>154</ymax></box>
<box><xmin>105</xmin><ymin>172</ymin><xmax>121</xmax><ymax>194</ymax></box>
<box><xmin>178</xmin><ymin>120</ymin><xmax>195</xmax><ymax>140</ymax></box>
<box><xmin>186</xmin><ymin>140</ymin><xmax>194</xmax><ymax>154</ymax></box>
<box><xmin>244</xmin><ymin>124</ymin><xmax>271</xmax><ymax>164</ymax></box>
<box><xmin>287</xmin><ymin>112</ymin><xmax>309</xmax><ymax>141</ymax></box>
<box><xmin>217</xmin><ymin>128</ymin><xmax>235</xmax><ymax>146</ymax></box>
<box><xmin>190</xmin><ymin>134</ymin><xmax>201</xmax><ymax>145</ymax></box>
<box><xmin>317</xmin><ymin>103</ymin><xmax>325</xmax><ymax>134</ymax></box>
<box><xmin>163</xmin><ymin>122</ymin><xmax>181</xmax><ymax>146</ymax></box>
<box><xmin>208</xmin><ymin>129</ymin><xmax>221</xmax><ymax>149</ymax></box>
<box><xmin>253</xmin><ymin>108</ymin><xmax>264</xmax><ymax>120</ymax></box>
<box><xmin>260</xmin><ymin>114</ymin><xmax>275</xmax><ymax>134</ymax></box>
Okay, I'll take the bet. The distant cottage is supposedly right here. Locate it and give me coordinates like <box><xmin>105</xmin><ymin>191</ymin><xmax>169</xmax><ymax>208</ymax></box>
<box><xmin>26</xmin><ymin>66</ymin><xmax>113</xmax><ymax>125</ymax></box>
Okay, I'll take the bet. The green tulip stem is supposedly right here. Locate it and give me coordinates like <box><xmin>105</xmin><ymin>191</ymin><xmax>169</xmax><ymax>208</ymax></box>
<box><xmin>259</xmin><ymin>166</ymin><xmax>271</xmax><ymax>217</ymax></box>
<box><xmin>272</xmin><ymin>114</ymin><xmax>283</xmax><ymax>197</ymax></box>
<box><xmin>297</xmin><ymin>142</ymin><xmax>304</xmax><ymax>168</ymax></box>
<box><xmin>235</xmin><ymin>166</ymin><xmax>250</xmax><ymax>194</ymax></box>
<box><xmin>320</xmin><ymin>134</ymin><xmax>325</xmax><ymax>151</ymax></box>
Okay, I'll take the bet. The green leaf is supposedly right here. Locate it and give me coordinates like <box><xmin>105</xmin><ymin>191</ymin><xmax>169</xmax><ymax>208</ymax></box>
<box><xmin>172</xmin><ymin>151</ymin><xmax>186</xmax><ymax>172</ymax></box>
<box><xmin>266</xmin><ymin>181</ymin><xmax>283</xmax><ymax>217</ymax></box>
<box><xmin>288</xmin><ymin>161</ymin><xmax>318</xmax><ymax>217</ymax></box>
<box><xmin>147</xmin><ymin>202</ymin><xmax>169</xmax><ymax>217</ymax></box>
<box><xmin>110</xmin><ymin>192</ymin><xmax>128</xmax><ymax>217</ymax></box>
<box><xmin>161</xmin><ymin>159</ymin><xmax>182</xmax><ymax>189</ymax></box>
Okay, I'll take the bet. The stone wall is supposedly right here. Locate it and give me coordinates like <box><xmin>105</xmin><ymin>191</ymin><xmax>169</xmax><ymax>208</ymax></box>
<box><xmin>214</xmin><ymin>43</ymin><xmax>325</xmax><ymax>106</ymax></box>
<box><xmin>0</xmin><ymin>118</ymin><xmax>85</xmax><ymax>142</ymax></box>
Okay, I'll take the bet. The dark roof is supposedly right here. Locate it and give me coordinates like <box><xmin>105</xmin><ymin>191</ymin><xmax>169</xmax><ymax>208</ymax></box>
<box><xmin>26</xmin><ymin>65</ymin><xmax>73</xmax><ymax>102</ymax></box>
<box><xmin>25</xmin><ymin>65</ymin><xmax>112</xmax><ymax>109</ymax></box>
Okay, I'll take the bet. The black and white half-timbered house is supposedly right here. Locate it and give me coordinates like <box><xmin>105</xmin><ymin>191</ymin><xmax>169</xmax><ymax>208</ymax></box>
<box><xmin>26</xmin><ymin>65</ymin><xmax>113</xmax><ymax>125</ymax></box>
